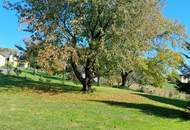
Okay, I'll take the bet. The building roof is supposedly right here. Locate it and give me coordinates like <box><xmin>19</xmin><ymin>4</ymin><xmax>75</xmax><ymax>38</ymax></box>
<box><xmin>0</xmin><ymin>52</ymin><xmax>13</xmax><ymax>58</ymax></box>
<box><xmin>180</xmin><ymin>72</ymin><xmax>190</xmax><ymax>78</ymax></box>
<box><xmin>0</xmin><ymin>48</ymin><xmax>17</xmax><ymax>57</ymax></box>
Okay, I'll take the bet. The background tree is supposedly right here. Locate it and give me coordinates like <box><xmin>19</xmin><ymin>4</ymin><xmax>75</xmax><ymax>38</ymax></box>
<box><xmin>175</xmin><ymin>41</ymin><xmax>190</xmax><ymax>93</ymax></box>
<box><xmin>140</xmin><ymin>47</ymin><xmax>183</xmax><ymax>87</ymax></box>
<box><xmin>99</xmin><ymin>0</ymin><xmax>186</xmax><ymax>87</ymax></box>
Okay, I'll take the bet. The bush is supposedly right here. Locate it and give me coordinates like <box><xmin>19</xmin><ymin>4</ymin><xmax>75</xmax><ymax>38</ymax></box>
<box><xmin>14</xmin><ymin>68</ymin><xmax>22</xmax><ymax>76</ymax></box>
<box><xmin>130</xmin><ymin>83</ymin><xmax>190</xmax><ymax>100</ymax></box>
<box><xmin>39</xmin><ymin>76</ymin><xmax>44</xmax><ymax>82</ymax></box>
<box><xmin>46</xmin><ymin>79</ymin><xmax>51</xmax><ymax>83</ymax></box>
<box><xmin>176</xmin><ymin>80</ymin><xmax>190</xmax><ymax>94</ymax></box>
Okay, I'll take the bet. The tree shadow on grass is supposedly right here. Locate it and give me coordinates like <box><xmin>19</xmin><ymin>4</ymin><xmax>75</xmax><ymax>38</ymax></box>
<box><xmin>25</xmin><ymin>70</ymin><xmax>62</xmax><ymax>81</ymax></box>
<box><xmin>135</xmin><ymin>93</ymin><xmax>189</xmax><ymax>109</ymax></box>
<box><xmin>0</xmin><ymin>74</ymin><xmax>81</xmax><ymax>93</ymax></box>
<box><xmin>91</xmin><ymin>100</ymin><xmax>190</xmax><ymax>120</ymax></box>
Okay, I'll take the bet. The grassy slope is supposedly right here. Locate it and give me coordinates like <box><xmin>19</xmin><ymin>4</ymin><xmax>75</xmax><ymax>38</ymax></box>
<box><xmin>0</xmin><ymin>71</ymin><xmax>189</xmax><ymax>130</ymax></box>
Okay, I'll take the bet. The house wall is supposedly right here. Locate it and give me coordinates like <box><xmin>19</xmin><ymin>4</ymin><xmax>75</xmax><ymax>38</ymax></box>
<box><xmin>180</xmin><ymin>76</ymin><xmax>189</xmax><ymax>83</ymax></box>
<box><xmin>13</xmin><ymin>61</ymin><xmax>18</xmax><ymax>68</ymax></box>
<box><xmin>19</xmin><ymin>62</ymin><xmax>29</xmax><ymax>69</ymax></box>
<box><xmin>0</xmin><ymin>53</ymin><xmax>28</xmax><ymax>69</ymax></box>
<box><xmin>7</xmin><ymin>55</ymin><xmax>18</xmax><ymax>68</ymax></box>
<box><xmin>0</xmin><ymin>55</ymin><xmax>6</xmax><ymax>67</ymax></box>
<box><xmin>24</xmin><ymin>62</ymin><xmax>29</xmax><ymax>68</ymax></box>
<box><xmin>9</xmin><ymin>55</ymin><xmax>14</xmax><ymax>62</ymax></box>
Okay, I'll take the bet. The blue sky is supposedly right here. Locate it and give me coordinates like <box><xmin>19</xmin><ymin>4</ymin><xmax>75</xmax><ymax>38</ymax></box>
<box><xmin>0</xmin><ymin>0</ymin><xmax>190</xmax><ymax>48</ymax></box>
<box><xmin>0</xmin><ymin>0</ymin><xmax>30</xmax><ymax>48</ymax></box>
<box><xmin>163</xmin><ymin>0</ymin><xmax>190</xmax><ymax>34</ymax></box>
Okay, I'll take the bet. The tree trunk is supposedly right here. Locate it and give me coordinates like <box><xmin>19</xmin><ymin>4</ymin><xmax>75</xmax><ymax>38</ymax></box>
<box><xmin>70</xmin><ymin>57</ymin><xmax>93</xmax><ymax>92</ymax></box>
<box><xmin>69</xmin><ymin>37</ymin><xmax>95</xmax><ymax>92</ymax></box>
<box><xmin>121</xmin><ymin>72</ymin><xmax>127</xmax><ymax>87</ymax></box>
<box><xmin>97</xmin><ymin>75</ymin><xmax>100</xmax><ymax>86</ymax></box>
<box><xmin>82</xmin><ymin>59</ymin><xmax>93</xmax><ymax>92</ymax></box>
<box><xmin>121</xmin><ymin>70</ymin><xmax>133</xmax><ymax>87</ymax></box>
<box><xmin>82</xmin><ymin>78</ymin><xmax>92</xmax><ymax>92</ymax></box>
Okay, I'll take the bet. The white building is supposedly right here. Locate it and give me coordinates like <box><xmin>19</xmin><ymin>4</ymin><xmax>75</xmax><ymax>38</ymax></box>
<box><xmin>0</xmin><ymin>52</ymin><xmax>18</xmax><ymax>68</ymax></box>
<box><xmin>180</xmin><ymin>76</ymin><xmax>188</xmax><ymax>83</ymax></box>
<box><xmin>180</xmin><ymin>74</ymin><xmax>189</xmax><ymax>84</ymax></box>
<box><xmin>0</xmin><ymin>54</ymin><xmax>6</xmax><ymax>67</ymax></box>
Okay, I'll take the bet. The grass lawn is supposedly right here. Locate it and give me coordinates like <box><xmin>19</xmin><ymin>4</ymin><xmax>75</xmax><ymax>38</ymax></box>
<box><xmin>0</xmin><ymin>71</ymin><xmax>189</xmax><ymax>130</ymax></box>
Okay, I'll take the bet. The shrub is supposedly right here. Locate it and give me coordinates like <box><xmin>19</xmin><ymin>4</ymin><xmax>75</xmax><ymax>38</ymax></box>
<box><xmin>176</xmin><ymin>80</ymin><xmax>190</xmax><ymax>94</ymax></box>
<box><xmin>46</xmin><ymin>79</ymin><xmax>51</xmax><ymax>83</ymax></box>
<box><xmin>130</xmin><ymin>83</ymin><xmax>190</xmax><ymax>100</ymax></box>
<box><xmin>39</xmin><ymin>76</ymin><xmax>44</xmax><ymax>82</ymax></box>
<box><xmin>14</xmin><ymin>68</ymin><xmax>22</xmax><ymax>76</ymax></box>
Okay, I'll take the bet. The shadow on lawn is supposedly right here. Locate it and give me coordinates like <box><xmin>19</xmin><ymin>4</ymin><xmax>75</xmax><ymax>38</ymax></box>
<box><xmin>135</xmin><ymin>93</ymin><xmax>189</xmax><ymax>109</ymax></box>
<box><xmin>0</xmin><ymin>74</ymin><xmax>81</xmax><ymax>93</ymax></box>
<box><xmin>92</xmin><ymin>100</ymin><xmax>190</xmax><ymax>120</ymax></box>
<box><xmin>25</xmin><ymin>70</ymin><xmax>61</xmax><ymax>81</ymax></box>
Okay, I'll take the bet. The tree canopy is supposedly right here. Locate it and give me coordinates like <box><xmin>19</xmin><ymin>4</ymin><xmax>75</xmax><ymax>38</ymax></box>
<box><xmin>5</xmin><ymin>0</ymin><xmax>187</xmax><ymax>91</ymax></box>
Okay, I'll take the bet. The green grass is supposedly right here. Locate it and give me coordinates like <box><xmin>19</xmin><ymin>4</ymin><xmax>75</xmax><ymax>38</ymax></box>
<box><xmin>162</xmin><ymin>82</ymin><xmax>177</xmax><ymax>89</ymax></box>
<box><xmin>0</xmin><ymin>71</ymin><xmax>189</xmax><ymax>130</ymax></box>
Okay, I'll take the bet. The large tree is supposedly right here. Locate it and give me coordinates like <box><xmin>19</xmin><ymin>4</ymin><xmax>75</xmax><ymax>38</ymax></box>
<box><xmin>5</xmin><ymin>0</ymin><xmax>126</xmax><ymax>92</ymax></box>
<box><xmin>100</xmin><ymin>0</ymin><xmax>186</xmax><ymax>87</ymax></box>
<box><xmin>5</xmin><ymin>0</ymin><xmax>186</xmax><ymax>91</ymax></box>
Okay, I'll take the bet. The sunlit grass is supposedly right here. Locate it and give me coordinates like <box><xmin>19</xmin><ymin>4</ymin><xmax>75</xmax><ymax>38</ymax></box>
<box><xmin>0</xmin><ymin>71</ymin><xmax>189</xmax><ymax>130</ymax></box>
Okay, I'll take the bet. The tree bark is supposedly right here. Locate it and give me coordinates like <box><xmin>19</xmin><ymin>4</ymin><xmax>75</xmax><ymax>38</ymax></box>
<box><xmin>70</xmin><ymin>37</ymin><xmax>96</xmax><ymax>92</ymax></box>
<box><xmin>82</xmin><ymin>78</ymin><xmax>92</xmax><ymax>92</ymax></box>
<box><xmin>121</xmin><ymin>72</ymin><xmax>127</xmax><ymax>87</ymax></box>
<box><xmin>70</xmin><ymin>58</ymin><xmax>84</xmax><ymax>83</ymax></box>
<box><xmin>70</xmin><ymin>57</ymin><xmax>93</xmax><ymax>92</ymax></box>
<box><xmin>83</xmin><ymin>58</ymin><xmax>94</xmax><ymax>92</ymax></box>
<box><xmin>121</xmin><ymin>70</ymin><xmax>133</xmax><ymax>87</ymax></box>
<box><xmin>97</xmin><ymin>75</ymin><xmax>100</xmax><ymax>86</ymax></box>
